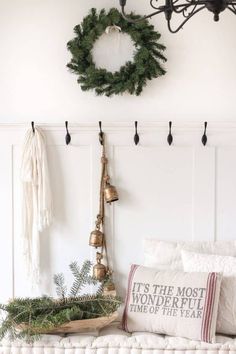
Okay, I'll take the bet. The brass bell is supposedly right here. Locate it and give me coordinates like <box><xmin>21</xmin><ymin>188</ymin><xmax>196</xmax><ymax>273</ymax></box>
<box><xmin>93</xmin><ymin>252</ymin><xmax>107</xmax><ymax>281</ymax></box>
<box><xmin>89</xmin><ymin>229</ymin><xmax>104</xmax><ymax>248</ymax></box>
<box><xmin>104</xmin><ymin>183</ymin><xmax>119</xmax><ymax>204</ymax></box>
<box><xmin>103</xmin><ymin>281</ymin><xmax>116</xmax><ymax>297</ymax></box>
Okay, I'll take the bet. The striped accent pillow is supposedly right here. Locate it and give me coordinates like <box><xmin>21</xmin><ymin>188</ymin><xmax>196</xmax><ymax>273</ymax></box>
<box><xmin>121</xmin><ymin>266</ymin><xmax>222</xmax><ymax>343</ymax></box>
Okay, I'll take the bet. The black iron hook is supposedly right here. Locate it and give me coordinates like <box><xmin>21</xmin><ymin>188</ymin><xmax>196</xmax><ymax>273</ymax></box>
<box><xmin>99</xmin><ymin>121</ymin><xmax>104</xmax><ymax>145</ymax></box>
<box><xmin>65</xmin><ymin>121</ymin><xmax>71</xmax><ymax>145</ymax></box>
<box><xmin>31</xmin><ymin>121</ymin><xmax>35</xmax><ymax>134</ymax></box>
<box><xmin>134</xmin><ymin>121</ymin><xmax>140</xmax><ymax>145</ymax></box>
<box><xmin>202</xmin><ymin>122</ymin><xmax>208</xmax><ymax>146</ymax></box>
<box><xmin>167</xmin><ymin>121</ymin><xmax>173</xmax><ymax>146</ymax></box>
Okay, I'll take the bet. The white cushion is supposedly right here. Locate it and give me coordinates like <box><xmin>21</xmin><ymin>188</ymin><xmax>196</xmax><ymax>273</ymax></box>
<box><xmin>144</xmin><ymin>239</ymin><xmax>236</xmax><ymax>270</ymax></box>
<box><xmin>181</xmin><ymin>250</ymin><xmax>236</xmax><ymax>275</ymax></box>
<box><xmin>182</xmin><ymin>250</ymin><xmax>236</xmax><ymax>335</ymax></box>
<box><xmin>4</xmin><ymin>326</ymin><xmax>236</xmax><ymax>352</ymax></box>
<box><xmin>121</xmin><ymin>265</ymin><xmax>222</xmax><ymax>343</ymax></box>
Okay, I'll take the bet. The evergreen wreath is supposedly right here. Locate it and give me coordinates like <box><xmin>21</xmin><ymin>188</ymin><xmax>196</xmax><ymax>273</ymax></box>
<box><xmin>67</xmin><ymin>8</ymin><xmax>167</xmax><ymax>97</ymax></box>
<box><xmin>0</xmin><ymin>260</ymin><xmax>121</xmax><ymax>343</ymax></box>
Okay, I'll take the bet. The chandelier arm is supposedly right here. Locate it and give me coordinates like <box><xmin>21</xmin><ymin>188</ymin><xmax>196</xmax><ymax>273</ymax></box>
<box><xmin>183</xmin><ymin>4</ymin><xmax>198</xmax><ymax>16</ymax></box>
<box><xmin>150</xmin><ymin>0</ymin><xmax>190</xmax><ymax>10</ymax></box>
<box><xmin>172</xmin><ymin>1</ymin><xmax>206</xmax><ymax>8</ymax></box>
<box><xmin>172</xmin><ymin>3</ymin><xmax>197</xmax><ymax>13</ymax></box>
<box><xmin>120</xmin><ymin>5</ymin><xmax>166</xmax><ymax>22</ymax></box>
<box><xmin>183</xmin><ymin>2</ymin><xmax>203</xmax><ymax>17</ymax></box>
<box><xmin>171</xmin><ymin>0</ymin><xmax>205</xmax><ymax>16</ymax></box>
<box><xmin>150</xmin><ymin>0</ymin><xmax>161</xmax><ymax>10</ymax></box>
<box><xmin>228</xmin><ymin>5</ymin><xmax>236</xmax><ymax>12</ymax></box>
<box><xmin>172</xmin><ymin>0</ymin><xmax>191</xmax><ymax>6</ymax></box>
<box><xmin>171</xmin><ymin>3</ymin><xmax>192</xmax><ymax>13</ymax></box>
<box><xmin>167</xmin><ymin>5</ymin><xmax>205</xmax><ymax>33</ymax></box>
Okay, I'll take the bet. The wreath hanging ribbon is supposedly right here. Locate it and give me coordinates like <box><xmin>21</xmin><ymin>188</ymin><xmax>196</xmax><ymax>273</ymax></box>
<box><xmin>105</xmin><ymin>25</ymin><xmax>121</xmax><ymax>53</ymax></box>
<box><xmin>105</xmin><ymin>25</ymin><xmax>121</xmax><ymax>34</ymax></box>
<box><xmin>67</xmin><ymin>8</ymin><xmax>167</xmax><ymax>97</ymax></box>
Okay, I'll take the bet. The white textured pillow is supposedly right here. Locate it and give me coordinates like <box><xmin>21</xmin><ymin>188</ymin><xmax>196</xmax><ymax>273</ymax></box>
<box><xmin>144</xmin><ymin>239</ymin><xmax>236</xmax><ymax>270</ymax></box>
<box><xmin>181</xmin><ymin>250</ymin><xmax>236</xmax><ymax>275</ymax></box>
<box><xmin>181</xmin><ymin>250</ymin><xmax>236</xmax><ymax>335</ymax></box>
<box><xmin>121</xmin><ymin>265</ymin><xmax>222</xmax><ymax>343</ymax></box>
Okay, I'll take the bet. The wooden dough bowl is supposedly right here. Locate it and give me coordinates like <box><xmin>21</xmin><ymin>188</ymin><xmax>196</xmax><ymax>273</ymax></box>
<box><xmin>18</xmin><ymin>312</ymin><xmax>118</xmax><ymax>335</ymax></box>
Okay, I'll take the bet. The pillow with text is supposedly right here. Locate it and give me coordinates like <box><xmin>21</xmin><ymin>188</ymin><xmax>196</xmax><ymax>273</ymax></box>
<box><xmin>121</xmin><ymin>265</ymin><xmax>222</xmax><ymax>343</ymax></box>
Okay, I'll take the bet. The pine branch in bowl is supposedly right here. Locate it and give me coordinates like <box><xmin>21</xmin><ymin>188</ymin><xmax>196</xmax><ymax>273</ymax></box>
<box><xmin>0</xmin><ymin>261</ymin><xmax>122</xmax><ymax>343</ymax></box>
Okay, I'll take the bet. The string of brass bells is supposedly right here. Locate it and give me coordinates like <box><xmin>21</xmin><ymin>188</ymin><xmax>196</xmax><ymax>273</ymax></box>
<box><xmin>89</xmin><ymin>133</ymin><xmax>118</xmax><ymax>295</ymax></box>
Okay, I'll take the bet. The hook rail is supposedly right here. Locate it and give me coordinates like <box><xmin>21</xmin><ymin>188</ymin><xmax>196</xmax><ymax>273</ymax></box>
<box><xmin>26</xmin><ymin>121</ymin><xmax>213</xmax><ymax>147</ymax></box>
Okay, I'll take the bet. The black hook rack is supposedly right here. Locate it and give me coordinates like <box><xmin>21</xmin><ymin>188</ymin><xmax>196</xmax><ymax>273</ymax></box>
<box><xmin>31</xmin><ymin>121</ymin><xmax>35</xmax><ymax>134</ymax></box>
<box><xmin>134</xmin><ymin>121</ymin><xmax>140</xmax><ymax>145</ymax></box>
<box><xmin>99</xmin><ymin>121</ymin><xmax>104</xmax><ymax>145</ymax></box>
<box><xmin>167</xmin><ymin>121</ymin><xmax>173</xmax><ymax>146</ymax></box>
<box><xmin>201</xmin><ymin>122</ymin><xmax>208</xmax><ymax>146</ymax></box>
<box><xmin>65</xmin><ymin>121</ymin><xmax>71</xmax><ymax>145</ymax></box>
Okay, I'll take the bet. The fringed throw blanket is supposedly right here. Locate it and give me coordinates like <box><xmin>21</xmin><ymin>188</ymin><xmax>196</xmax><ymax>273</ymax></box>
<box><xmin>21</xmin><ymin>127</ymin><xmax>53</xmax><ymax>285</ymax></box>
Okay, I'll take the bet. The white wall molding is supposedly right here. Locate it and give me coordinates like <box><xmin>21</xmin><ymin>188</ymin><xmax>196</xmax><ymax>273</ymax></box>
<box><xmin>1</xmin><ymin>122</ymin><xmax>236</xmax><ymax>131</ymax></box>
<box><xmin>0</xmin><ymin>125</ymin><xmax>235</xmax><ymax>300</ymax></box>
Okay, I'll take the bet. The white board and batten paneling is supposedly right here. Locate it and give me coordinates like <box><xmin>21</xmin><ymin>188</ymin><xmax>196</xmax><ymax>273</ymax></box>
<box><xmin>0</xmin><ymin>122</ymin><xmax>236</xmax><ymax>301</ymax></box>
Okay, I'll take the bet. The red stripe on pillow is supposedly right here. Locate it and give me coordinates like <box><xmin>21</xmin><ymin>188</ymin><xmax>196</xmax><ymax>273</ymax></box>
<box><xmin>206</xmin><ymin>273</ymin><xmax>217</xmax><ymax>342</ymax></box>
<box><xmin>124</xmin><ymin>264</ymin><xmax>139</xmax><ymax>331</ymax></box>
<box><xmin>201</xmin><ymin>273</ymin><xmax>211</xmax><ymax>341</ymax></box>
<box><xmin>201</xmin><ymin>273</ymin><xmax>217</xmax><ymax>342</ymax></box>
<box><xmin>121</xmin><ymin>264</ymin><xmax>139</xmax><ymax>331</ymax></box>
<box><xmin>204</xmin><ymin>273</ymin><xmax>215</xmax><ymax>342</ymax></box>
<box><xmin>204</xmin><ymin>273</ymin><xmax>214</xmax><ymax>342</ymax></box>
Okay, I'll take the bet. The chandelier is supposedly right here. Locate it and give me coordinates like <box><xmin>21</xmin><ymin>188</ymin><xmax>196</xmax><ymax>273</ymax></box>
<box><xmin>119</xmin><ymin>0</ymin><xmax>236</xmax><ymax>33</ymax></box>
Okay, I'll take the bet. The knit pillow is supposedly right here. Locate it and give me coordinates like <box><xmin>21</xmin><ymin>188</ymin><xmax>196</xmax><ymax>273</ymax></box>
<box><xmin>181</xmin><ymin>250</ymin><xmax>236</xmax><ymax>335</ymax></box>
<box><xmin>121</xmin><ymin>265</ymin><xmax>222</xmax><ymax>343</ymax></box>
<box><xmin>144</xmin><ymin>239</ymin><xmax>236</xmax><ymax>270</ymax></box>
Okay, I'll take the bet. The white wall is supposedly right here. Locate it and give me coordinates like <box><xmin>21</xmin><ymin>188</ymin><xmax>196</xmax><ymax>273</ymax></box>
<box><xmin>1</xmin><ymin>123</ymin><xmax>236</xmax><ymax>302</ymax></box>
<box><xmin>0</xmin><ymin>2</ymin><xmax>236</xmax><ymax>302</ymax></box>
<box><xmin>0</xmin><ymin>0</ymin><xmax>236</xmax><ymax>124</ymax></box>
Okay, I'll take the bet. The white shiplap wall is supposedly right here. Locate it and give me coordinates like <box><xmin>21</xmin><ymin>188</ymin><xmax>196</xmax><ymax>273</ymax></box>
<box><xmin>0</xmin><ymin>122</ymin><xmax>236</xmax><ymax>302</ymax></box>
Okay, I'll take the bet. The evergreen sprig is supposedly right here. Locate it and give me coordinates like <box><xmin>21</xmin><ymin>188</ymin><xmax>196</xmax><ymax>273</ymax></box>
<box><xmin>0</xmin><ymin>261</ymin><xmax>121</xmax><ymax>343</ymax></box>
<box><xmin>67</xmin><ymin>8</ymin><xmax>167</xmax><ymax>96</ymax></box>
<box><xmin>54</xmin><ymin>273</ymin><xmax>67</xmax><ymax>300</ymax></box>
<box><xmin>69</xmin><ymin>260</ymin><xmax>97</xmax><ymax>297</ymax></box>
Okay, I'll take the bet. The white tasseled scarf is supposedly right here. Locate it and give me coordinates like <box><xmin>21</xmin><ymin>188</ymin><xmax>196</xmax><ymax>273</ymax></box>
<box><xmin>21</xmin><ymin>127</ymin><xmax>53</xmax><ymax>285</ymax></box>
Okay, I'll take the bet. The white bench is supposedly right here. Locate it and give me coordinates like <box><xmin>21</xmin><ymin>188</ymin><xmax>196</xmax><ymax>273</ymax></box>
<box><xmin>1</xmin><ymin>323</ymin><xmax>236</xmax><ymax>354</ymax></box>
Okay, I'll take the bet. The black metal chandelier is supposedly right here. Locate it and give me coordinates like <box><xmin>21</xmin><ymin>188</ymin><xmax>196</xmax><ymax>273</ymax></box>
<box><xmin>119</xmin><ymin>0</ymin><xmax>236</xmax><ymax>33</ymax></box>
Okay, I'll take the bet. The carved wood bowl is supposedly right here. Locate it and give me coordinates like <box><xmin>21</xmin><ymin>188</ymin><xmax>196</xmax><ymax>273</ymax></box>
<box><xmin>18</xmin><ymin>311</ymin><xmax>118</xmax><ymax>335</ymax></box>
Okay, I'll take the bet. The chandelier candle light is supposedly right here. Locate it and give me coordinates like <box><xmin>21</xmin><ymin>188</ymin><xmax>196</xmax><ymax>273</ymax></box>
<box><xmin>118</xmin><ymin>0</ymin><xmax>236</xmax><ymax>33</ymax></box>
<box><xmin>89</xmin><ymin>129</ymin><xmax>118</xmax><ymax>290</ymax></box>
